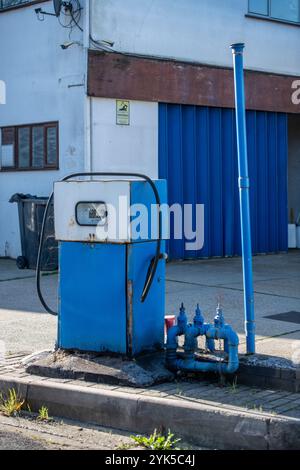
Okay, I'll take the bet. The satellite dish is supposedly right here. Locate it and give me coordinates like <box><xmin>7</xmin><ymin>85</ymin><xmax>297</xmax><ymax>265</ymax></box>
<box><xmin>53</xmin><ymin>0</ymin><xmax>63</xmax><ymax>17</ymax></box>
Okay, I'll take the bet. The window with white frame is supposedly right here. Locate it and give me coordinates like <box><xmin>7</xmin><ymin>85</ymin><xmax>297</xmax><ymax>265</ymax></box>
<box><xmin>248</xmin><ymin>0</ymin><xmax>300</xmax><ymax>24</ymax></box>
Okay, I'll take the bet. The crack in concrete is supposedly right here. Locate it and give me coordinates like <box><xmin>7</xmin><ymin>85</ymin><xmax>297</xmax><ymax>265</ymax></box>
<box><xmin>166</xmin><ymin>278</ymin><xmax>300</xmax><ymax>300</ymax></box>
<box><xmin>0</xmin><ymin>276</ymin><xmax>35</xmax><ymax>283</ymax></box>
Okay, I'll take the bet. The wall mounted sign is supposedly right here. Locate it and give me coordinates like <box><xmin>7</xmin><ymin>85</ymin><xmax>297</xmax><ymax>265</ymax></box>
<box><xmin>116</xmin><ymin>100</ymin><xmax>130</xmax><ymax>125</ymax></box>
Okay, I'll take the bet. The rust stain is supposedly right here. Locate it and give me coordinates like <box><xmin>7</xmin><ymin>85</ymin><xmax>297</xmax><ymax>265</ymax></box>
<box><xmin>113</xmin><ymin>57</ymin><xmax>131</xmax><ymax>70</ymax></box>
<box><xmin>127</xmin><ymin>279</ymin><xmax>133</xmax><ymax>357</ymax></box>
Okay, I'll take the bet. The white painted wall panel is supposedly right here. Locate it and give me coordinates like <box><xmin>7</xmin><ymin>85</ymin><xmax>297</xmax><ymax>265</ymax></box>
<box><xmin>0</xmin><ymin>1</ymin><xmax>86</xmax><ymax>258</ymax></box>
<box><xmin>91</xmin><ymin>0</ymin><xmax>300</xmax><ymax>76</ymax></box>
<box><xmin>91</xmin><ymin>98</ymin><xmax>158</xmax><ymax>178</ymax></box>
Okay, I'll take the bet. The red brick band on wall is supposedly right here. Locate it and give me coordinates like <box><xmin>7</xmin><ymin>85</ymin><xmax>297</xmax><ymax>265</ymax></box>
<box><xmin>88</xmin><ymin>50</ymin><xmax>300</xmax><ymax>114</ymax></box>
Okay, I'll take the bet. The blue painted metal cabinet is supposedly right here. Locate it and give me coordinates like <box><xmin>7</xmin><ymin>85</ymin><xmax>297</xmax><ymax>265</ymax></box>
<box><xmin>58</xmin><ymin>241</ymin><xmax>165</xmax><ymax>355</ymax></box>
<box><xmin>57</xmin><ymin>180</ymin><xmax>167</xmax><ymax>356</ymax></box>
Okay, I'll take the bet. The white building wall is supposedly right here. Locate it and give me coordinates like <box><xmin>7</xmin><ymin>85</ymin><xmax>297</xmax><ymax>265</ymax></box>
<box><xmin>91</xmin><ymin>98</ymin><xmax>158</xmax><ymax>178</ymax></box>
<box><xmin>0</xmin><ymin>1</ymin><xmax>86</xmax><ymax>258</ymax></box>
<box><xmin>91</xmin><ymin>0</ymin><xmax>300</xmax><ymax>76</ymax></box>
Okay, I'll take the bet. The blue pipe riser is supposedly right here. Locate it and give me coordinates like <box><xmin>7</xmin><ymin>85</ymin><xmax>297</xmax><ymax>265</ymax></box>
<box><xmin>205</xmin><ymin>326</ymin><xmax>239</xmax><ymax>346</ymax></box>
<box><xmin>166</xmin><ymin>309</ymin><xmax>239</xmax><ymax>375</ymax></box>
<box><xmin>231</xmin><ymin>42</ymin><xmax>256</xmax><ymax>355</ymax></box>
<box><xmin>166</xmin><ymin>325</ymin><xmax>182</xmax><ymax>349</ymax></box>
<box><xmin>169</xmin><ymin>353</ymin><xmax>239</xmax><ymax>375</ymax></box>
<box><xmin>206</xmin><ymin>338</ymin><xmax>216</xmax><ymax>353</ymax></box>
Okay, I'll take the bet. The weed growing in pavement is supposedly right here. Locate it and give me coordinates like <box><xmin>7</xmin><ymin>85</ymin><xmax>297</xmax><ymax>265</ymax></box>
<box><xmin>248</xmin><ymin>404</ymin><xmax>263</xmax><ymax>413</ymax></box>
<box><xmin>0</xmin><ymin>388</ymin><xmax>25</xmax><ymax>417</ymax></box>
<box><xmin>228</xmin><ymin>376</ymin><xmax>238</xmax><ymax>393</ymax></box>
<box><xmin>131</xmin><ymin>429</ymin><xmax>181</xmax><ymax>450</ymax></box>
<box><xmin>38</xmin><ymin>406</ymin><xmax>51</xmax><ymax>422</ymax></box>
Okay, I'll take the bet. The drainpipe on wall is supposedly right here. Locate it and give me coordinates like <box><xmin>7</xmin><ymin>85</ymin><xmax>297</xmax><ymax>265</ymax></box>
<box><xmin>83</xmin><ymin>0</ymin><xmax>93</xmax><ymax>172</ymax></box>
<box><xmin>231</xmin><ymin>43</ymin><xmax>255</xmax><ymax>355</ymax></box>
<box><xmin>0</xmin><ymin>80</ymin><xmax>5</xmax><ymax>105</ymax></box>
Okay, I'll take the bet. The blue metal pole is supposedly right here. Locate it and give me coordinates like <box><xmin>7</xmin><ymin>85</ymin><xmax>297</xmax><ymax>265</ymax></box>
<box><xmin>230</xmin><ymin>43</ymin><xmax>255</xmax><ymax>354</ymax></box>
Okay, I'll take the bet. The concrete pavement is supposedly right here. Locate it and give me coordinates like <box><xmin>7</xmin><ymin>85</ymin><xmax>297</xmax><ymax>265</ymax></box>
<box><xmin>0</xmin><ymin>259</ymin><xmax>57</xmax><ymax>355</ymax></box>
<box><xmin>1</xmin><ymin>253</ymin><xmax>300</xmax><ymax>449</ymax></box>
<box><xmin>0</xmin><ymin>252</ymin><xmax>300</xmax><ymax>359</ymax></box>
<box><xmin>166</xmin><ymin>252</ymin><xmax>300</xmax><ymax>358</ymax></box>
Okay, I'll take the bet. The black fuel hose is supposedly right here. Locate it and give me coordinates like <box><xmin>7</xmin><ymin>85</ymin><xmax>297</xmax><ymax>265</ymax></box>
<box><xmin>36</xmin><ymin>172</ymin><xmax>163</xmax><ymax>315</ymax></box>
<box><xmin>36</xmin><ymin>191</ymin><xmax>56</xmax><ymax>315</ymax></box>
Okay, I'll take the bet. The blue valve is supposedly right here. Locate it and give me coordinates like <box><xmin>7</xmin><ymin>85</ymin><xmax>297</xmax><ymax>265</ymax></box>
<box><xmin>194</xmin><ymin>304</ymin><xmax>204</xmax><ymax>327</ymax></box>
<box><xmin>177</xmin><ymin>303</ymin><xmax>188</xmax><ymax>329</ymax></box>
<box><xmin>214</xmin><ymin>304</ymin><xmax>225</xmax><ymax>328</ymax></box>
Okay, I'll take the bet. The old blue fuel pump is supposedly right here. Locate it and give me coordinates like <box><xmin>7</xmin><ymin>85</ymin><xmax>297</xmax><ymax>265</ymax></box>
<box><xmin>36</xmin><ymin>173</ymin><xmax>167</xmax><ymax>357</ymax></box>
<box><xmin>36</xmin><ymin>172</ymin><xmax>239</xmax><ymax>375</ymax></box>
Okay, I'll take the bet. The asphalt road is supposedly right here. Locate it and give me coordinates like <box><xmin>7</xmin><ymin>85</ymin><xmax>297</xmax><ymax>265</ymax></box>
<box><xmin>0</xmin><ymin>429</ymin><xmax>50</xmax><ymax>450</ymax></box>
<box><xmin>0</xmin><ymin>414</ymin><xmax>135</xmax><ymax>450</ymax></box>
<box><xmin>0</xmin><ymin>413</ymin><xmax>204</xmax><ymax>451</ymax></box>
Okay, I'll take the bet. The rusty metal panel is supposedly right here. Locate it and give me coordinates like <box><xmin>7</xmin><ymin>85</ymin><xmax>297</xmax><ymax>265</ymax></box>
<box><xmin>88</xmin><ymin>50</ymin><xmax>300</xmax><ymax>114</ymax></box>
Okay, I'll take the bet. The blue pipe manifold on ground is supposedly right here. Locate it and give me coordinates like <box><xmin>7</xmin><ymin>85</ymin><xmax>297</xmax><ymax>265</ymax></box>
<box><xmin>166</xmin><ymin>304</ymin><xmax>239</xmax><ymax>375</ymax></box>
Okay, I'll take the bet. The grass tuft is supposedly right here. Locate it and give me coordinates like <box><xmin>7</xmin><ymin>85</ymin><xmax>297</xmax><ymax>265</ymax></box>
<box><xmin>0</xmin><ymin>388</ymin><xmax>25</xmax><ymax>417</ymax></box>
<box><xmin>131</xmin><ymin>429</ymin><xmax>181</xmax><ymax>450</ymax></box>
<box><xmin>229</xmin><ymin>376</ymin><xmax>238</xmax><ymax>393</ymax></box>
<box><xmin>37</xmin><ymin>406</ymin><xmax>50</xmax><ymax>422</ymax></box>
